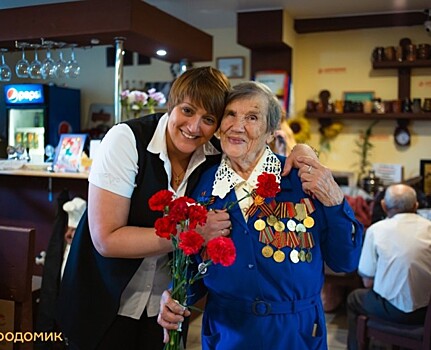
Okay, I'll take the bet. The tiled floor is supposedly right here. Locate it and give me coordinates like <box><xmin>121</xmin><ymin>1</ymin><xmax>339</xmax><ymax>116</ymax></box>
<box><xmin>186</xmin><ymin>305</ymin><xmax>350</xmax><ymax>350</ymax></box>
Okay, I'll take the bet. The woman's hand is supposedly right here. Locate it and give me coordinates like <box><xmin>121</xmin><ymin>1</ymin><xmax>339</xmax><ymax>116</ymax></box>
<box><xmin>297</xmin><ymin>157</ymin><xmax>344</xmax><ymax>206</ymax></box>
<box><xmin>282</xmin><ymin>144</ymin><xmax>319</xmax><ymax>176</ymax></box>
<box><xmin>157</xmin><ymin>290</ymin><xmax>191</xmax><ymax>343</ymax></box>
<box><xmin>199</xmin><ymin>209</ymin><xmax>231</xmax><ymax>243</ymax></box>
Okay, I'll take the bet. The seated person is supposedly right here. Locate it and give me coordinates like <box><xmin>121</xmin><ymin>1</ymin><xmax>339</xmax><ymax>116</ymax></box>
<box><xmin>346</xmin><ymin>184</ymin><xmax>431</xmax><ymax>350</ymax></box>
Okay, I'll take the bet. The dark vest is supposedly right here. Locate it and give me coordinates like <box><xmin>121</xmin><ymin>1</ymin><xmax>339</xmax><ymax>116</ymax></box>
<box><xmin>57</xmin><ymin>114</ymin><xmax>221</xmax><ymax>349</ymax></box>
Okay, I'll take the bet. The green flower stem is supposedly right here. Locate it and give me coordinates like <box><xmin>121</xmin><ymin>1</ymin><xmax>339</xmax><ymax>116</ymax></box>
<box><xmin>223</xmin><ymin>189</ymin><xmax>252</xmax><ymax>211</ymax></box>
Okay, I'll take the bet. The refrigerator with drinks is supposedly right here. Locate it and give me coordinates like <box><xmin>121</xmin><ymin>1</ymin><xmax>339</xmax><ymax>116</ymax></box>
<box><xmin>1</xmin><ymin>83</ymin><xmax>81</xmax><ymax>163</ymax></box>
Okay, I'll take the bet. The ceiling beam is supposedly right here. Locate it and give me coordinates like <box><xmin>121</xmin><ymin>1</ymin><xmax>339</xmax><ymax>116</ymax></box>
<box><xmin>0</xmin><ymin>0</ymin><xmax>212</xmax><ymax>63</ymax></box>
<box><xmin>294</xmin><ymin>12</ymin><xmax>427</xmax><ymax>34</ymax></box>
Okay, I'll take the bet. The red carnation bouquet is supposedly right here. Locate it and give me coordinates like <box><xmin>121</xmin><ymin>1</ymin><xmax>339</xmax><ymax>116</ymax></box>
<box><xmin>149</xmin><ymin>190</ymin><xmax>236</xmax><ymax>350</ymax></box>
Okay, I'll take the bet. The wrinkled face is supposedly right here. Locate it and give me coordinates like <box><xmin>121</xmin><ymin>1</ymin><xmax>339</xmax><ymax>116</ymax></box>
<box><xmin>219</xmin><ymin>95</ymin><xmax>272</xmax><ymax>167</ymax></box>
<box><xmin>166</xmin><ymin>98</ymin><xmax>218</xmax><ymax>157</ymax></box>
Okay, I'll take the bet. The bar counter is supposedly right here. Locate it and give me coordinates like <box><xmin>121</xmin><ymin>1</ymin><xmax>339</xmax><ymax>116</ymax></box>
<box><xmin>0</xmin><ymin>167</ymin><xmax>89</xmax><ymax>275</ymax></box>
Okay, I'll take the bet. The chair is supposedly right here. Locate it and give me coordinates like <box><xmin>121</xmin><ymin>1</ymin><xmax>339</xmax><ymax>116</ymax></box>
<box><xmin>0</xmin><ymin>225</ymin><xmax>36</xmax><ymax>350</ymax></box>
<box><xmin>356</xmin><ymin>295</ymin><xmax>431</xmax><ymax>350</ymax></box>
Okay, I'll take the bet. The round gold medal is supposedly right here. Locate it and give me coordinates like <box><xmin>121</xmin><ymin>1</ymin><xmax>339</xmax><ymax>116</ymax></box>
<box><xmin>261</xmin><ymin>245</ymin><xmax>274</xmax><ymax>258</ymax></box>
<box><xmin>303</xmin><ymin>216</ymin><xmax>315</xmax><ymax>228</ymax></box>
<box><xmin>289</xmin><ymin>249</ymin><xmax>299</xmax><ymax>263</ymax></box>
<box><xmin>274</xmin><ymin>220</ymin><xmax>285</xmax><ymax>232</ymax></box>
<box><xmin>254</xmin><ymin>219</ymin><xmax>266</xmax><ymax>231</ymax></box>
<box><xmin>306</xmin><ymin>251</ymin><xmax>313</xmax><ymax>263</ymax></box>
<box><xmin>299</xmin><ymin>250</ymin><xmax>306</xmax><ymax>262</ymax></box>
<box><xmin>273</xmin><ymin>250</ymin><xmax>285</xmax><ymax>263</ymax></box>
<box><xmin>266</xmin><ymin>215</ymin><xmax>278</xmax><ymax>226</ymax></box>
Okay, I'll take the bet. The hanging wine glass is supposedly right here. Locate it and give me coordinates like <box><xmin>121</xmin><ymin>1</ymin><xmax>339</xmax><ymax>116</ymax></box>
<box><xmin>28</xmin><ymin>44</ymin><xmax>43</xmax><ymax>79</ymax></box>
<box><xmin>0</xmin><ymin>49</ymin><xmax>12</xmax><ymax>82</ymax></box>
<box><xmin>41</xmin><ymin>41</ymin><xmax>56</xmax><ymax>80</ymax></box>
<box><xmin>55</xmin><ymin>42</ymin><xmax>67</xmax><ymax>78</ymax></box>
<box><xmin>15</xmin><ymin>42</ymin><xmax>30</xmax><ymax>78</ymax></box>
<box><xmin>65</xmin><ymin>44</ymin><xmax>80</xmax><ymax>78</ymax></box>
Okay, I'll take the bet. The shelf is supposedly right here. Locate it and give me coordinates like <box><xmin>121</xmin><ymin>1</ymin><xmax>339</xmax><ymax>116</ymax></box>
<box><xmin>372</xmin><ymin>60</ymin><xmax>431</xmax><ymax>69</ymax></box>
<box><xmin>305</xmin><ymin>112</ymin><xmax>431</xmax><ymax>121</ymax></box>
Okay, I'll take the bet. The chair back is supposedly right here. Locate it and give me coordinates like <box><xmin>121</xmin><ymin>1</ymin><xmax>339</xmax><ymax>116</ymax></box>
<box><xmin>0</xmin><ymin>225</ymin><xmax>36</xmax><ymax>349</ymax></box>
<box><xmin>357</xmin><ymin>294</ymin><xmax>431</xmax><ymax>350</ymax></box>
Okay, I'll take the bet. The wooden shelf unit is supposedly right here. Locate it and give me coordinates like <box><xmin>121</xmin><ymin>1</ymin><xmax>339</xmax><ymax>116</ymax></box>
<box><xmin>305</xmin><ymin>112</ymin><xmax>431</xmax><ymax>121</ymax></box>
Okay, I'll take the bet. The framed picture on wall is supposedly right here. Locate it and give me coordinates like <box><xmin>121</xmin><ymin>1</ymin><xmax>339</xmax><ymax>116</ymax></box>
<box><xmin>216</xmin><ymin>56</ymin><xmax>245</xmax><ymax>78</ymax></box>
<box><xmin>420</xmin><ymin>159</ymin><xmax>431</xmax><ymax>197</ymax></box>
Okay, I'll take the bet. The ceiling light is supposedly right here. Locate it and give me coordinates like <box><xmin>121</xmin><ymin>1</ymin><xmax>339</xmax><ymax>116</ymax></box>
<box><xmin>156</xmin><ymin>49</ymin><xmax>167</xmax><ymax>56</ymax></box>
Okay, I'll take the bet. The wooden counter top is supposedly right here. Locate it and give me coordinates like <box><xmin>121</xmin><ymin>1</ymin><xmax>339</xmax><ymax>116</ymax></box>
<box><xmin>0</xmin><ymin>167</ymin><xmax>89</xmax><ymax>179</ymax></box>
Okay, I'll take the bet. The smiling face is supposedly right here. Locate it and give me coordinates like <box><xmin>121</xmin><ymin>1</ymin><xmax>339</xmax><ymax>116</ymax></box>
<box><xmin>219</xmin><ymin>95</ymin><xmax>273</xmax><ymax>172</ymax></box>
<box><xmin>166</xmin><ymin>97</ymin><xmax>218</xmax><ymax>158</ymax></box>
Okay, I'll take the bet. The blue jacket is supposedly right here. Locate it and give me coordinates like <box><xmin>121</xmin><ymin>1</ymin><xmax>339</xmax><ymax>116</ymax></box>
<box><xmin>190</xmin><ymin>156</ymin><xmax>363</xmax><ymax>350</ymax></box>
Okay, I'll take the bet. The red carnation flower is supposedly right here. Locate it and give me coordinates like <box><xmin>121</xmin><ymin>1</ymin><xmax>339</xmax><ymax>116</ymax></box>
<box><xmin>154</xmin><ymin>216</ymin><xmax>177</xmax><ymax>239</ymax></box>
<box><xmin>255</xmin><ymin>173</ymin><xmax>280</xmax><ymax>198</ymax></box>
<box><xmin>188</xmin><ymin>204</ymin><xmax>208</xmax><ymax>229</ymax></box>
<box><xmin>149</xmin><ymin>190</ymin><xmax>174</xmax><ymax>212</ymax></box>
<box><xmin>206</xmin><ymin>237</ymin><xmax>236</xmax><ymax>267</ymax></box>
<box><xmin>169</xmin><ymin>196</ymin><xmax>196</xmax><ymax>222</ymax></box>
<box><xmin>178</xmin><ymin>230</ymin><xmax>205</xmax><ymax>256</ymax></box>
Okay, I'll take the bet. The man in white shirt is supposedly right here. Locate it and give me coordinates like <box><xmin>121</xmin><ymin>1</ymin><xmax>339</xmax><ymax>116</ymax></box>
<box><xmin>346</xmin><ymin>184</ymin><xmax>431</xmax><ymax>350</ymax></box>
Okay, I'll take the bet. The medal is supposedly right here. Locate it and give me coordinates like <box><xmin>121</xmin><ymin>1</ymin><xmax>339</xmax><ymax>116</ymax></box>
<box><xmin>266</xmin><ymin>215</ymin><xmax>278</xmax><ymax>226</ymax></box>
<box><xmin>296</xmin><ymin>223</ymin><xmax>306</xmax><ymax>233</ymax></box>
<box><xmin>287</xmin><ymin>219</ymin><xmax>296</xmax><ymax>231</ymax></box>
<box><xmin>254</xmin><ymin>218</ymin><xmax>266</xmax><ymax>231</ymax></box>
<box><xmin>259</xmin><ymin>226</ymin><xmax>274</xmax><ymax>245</ymax></box>
<box><xmin>301</xmin><ymin>198</ymin><xmax>316</xmax><ymax>215</ymax></box>
<box><xmin>294</xmin><ymin>203</ymin><xmax>307</xmax><ymax>221</ymax></box>
<box><xmin>299</xmin><ymin>250</ymin><xmax>306</xmax><ymax>262</ymax></box>
<box><xmin>303</xmin><ymin>216</ymin><xmax>315</xmax><ymax>228</ymax></box>
<box><xmin>254</xmin><ymin>194</ymin><xmax>264</xmax><ymax>205</ymax></box>
<box><xmin>290</xmin><ymin>249</ymin><xmax>299</xmax><ymax>263</ymax></box>
<box><xmin>306</xmin><ymin>251</ymin><xmax>313</xmax><ymax>263</ymax></box>
<box><xmin>262</xmin><ymin>245</ymin><xmax>274</xmax><ymax>258</ymax></box>
<box><xmin>274</xmin><ymin>220</ymin><xmax>285</xmax><ymax>232</ymax></box>
<box><xmin>273</xmin><ymin>250</ymin><xmax>285</xmax><ymax>263</ymax></box>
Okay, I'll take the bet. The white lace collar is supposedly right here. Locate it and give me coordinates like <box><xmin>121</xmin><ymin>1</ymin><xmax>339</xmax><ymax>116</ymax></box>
<box><xmin>212</xmin><ymin>146</ymin><xmax>281</xmax><ymax>199</ymax></box>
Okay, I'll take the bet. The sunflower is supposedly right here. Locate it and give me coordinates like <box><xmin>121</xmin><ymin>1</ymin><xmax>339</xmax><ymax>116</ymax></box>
<box><xmin>287</xmin><ymin>116</ymin><xmax>311</xmax><ymax>143</ymax></box>
<box><xmin>319</xmin><ymin>120</ymin><xmax>343</xmax><ymax>152</ymax></box>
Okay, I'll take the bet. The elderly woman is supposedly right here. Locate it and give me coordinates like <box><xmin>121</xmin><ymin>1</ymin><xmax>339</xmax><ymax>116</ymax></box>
<box><xmin>158</xmin><ymin>81</ymin><xmax>363</xmax><ymax>350</ymax></box>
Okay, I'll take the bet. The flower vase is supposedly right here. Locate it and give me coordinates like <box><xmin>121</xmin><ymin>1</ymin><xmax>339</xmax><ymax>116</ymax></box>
<box><xmin>148</xmin><ymin>105</ymin><xmax>155</xmax><ymax>114</ymax></box>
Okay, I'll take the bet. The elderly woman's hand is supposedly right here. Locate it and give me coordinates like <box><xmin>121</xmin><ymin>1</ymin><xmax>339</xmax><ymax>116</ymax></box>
<box><xmin>199</xmin><ymin>209</ymin><xmax>231</xmax><ymax>243</ymax></box>
<box><xmin>282</xmin><ymin>144</ymin><xmax>319</xmax><ymax>176</ymax></box>
<box><xmin>157</xmin><ymin>290</ymin><xmax>191</xmax><ymax>343</ymax></box>
<box><xmin>296</xmin><ymin>156</ymin><xmax>344</xmax><ymax>206</ymax></box>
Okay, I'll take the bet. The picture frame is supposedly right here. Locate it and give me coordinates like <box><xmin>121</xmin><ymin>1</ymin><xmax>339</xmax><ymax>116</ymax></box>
<box><xmin>420</xmin><ymin>159</ymin><xmax>431</xmax><ymax>197</ymax></box>
<box><xmin>255</xmin><ymin>70</ymin><xmax>289</xmax><ymax>97</ymax></box>
<box><xmin>343</xmin><ymin>91</ymin><xmax>375</xmax><ymax>102</ymax></box>
<box><xmin>53</xmin><ymin>134</ymin><xmax>87</xmax><ymax>173</ymax></box>
<box><xmin>216</xmin><ymin>56</ymin><xmax>245</xmax><ymax>79</ymax></box>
